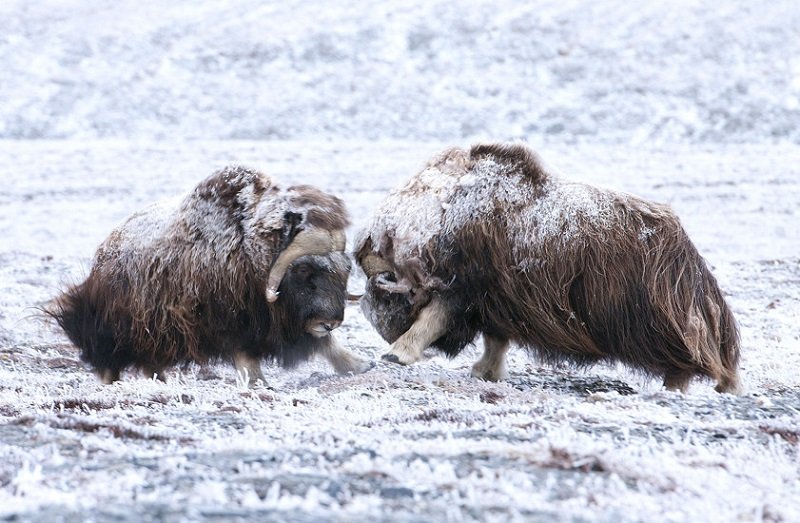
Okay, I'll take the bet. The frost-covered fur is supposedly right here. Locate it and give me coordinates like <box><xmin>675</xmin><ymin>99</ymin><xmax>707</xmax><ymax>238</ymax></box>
<box><xmin>355</xmin><ymin>143</ymin><xmax>741</xmax><ymax>394</ymax></box>
<box><xmin>50</xmin><ymin>166</ymin><xmax>371</xmax><ymax>384</ymax></box>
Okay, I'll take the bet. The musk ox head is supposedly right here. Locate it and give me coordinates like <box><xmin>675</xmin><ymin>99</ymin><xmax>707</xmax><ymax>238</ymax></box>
<box><xmin>276</xmin><ymin>252</ymin><xmax>352</xmax><ymax>338</ymax></box>
<box><xmin>231</xmin><ymin>180</ymin><xmax>349</xmax><ymax>304</ymax></box>
<box><xmin>360</xmin><ymin>270</ymin><xmax>416</xmax><ymax>344</ymax></box>
<box><xmin>356</xmin><ymin>246</ymin><xmax>432</xmax><ymax>344</ymax></box>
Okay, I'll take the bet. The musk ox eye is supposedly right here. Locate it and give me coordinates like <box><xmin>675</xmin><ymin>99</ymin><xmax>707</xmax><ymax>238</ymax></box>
<box><xmin>374</xmin><ymin>272</ymin><xmax>412</xmax><ymax>295</ymax></box>
<box><xmin>379</xmin><ymin>272</ymin><xmax>397</xmax><ymax>283</ymax></box>
<box><xmin>292</xmin><ymin>264</ymin><xmax>311</xmax><ymax>278</ymax></box>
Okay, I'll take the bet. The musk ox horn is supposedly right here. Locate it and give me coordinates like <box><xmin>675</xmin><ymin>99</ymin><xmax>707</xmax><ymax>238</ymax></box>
<box><xmin>360</xmin><ymin>253</ymin><xmax>394</xmax><ymax>278</ymax></box>
<box><xmin>266</xmin><ymin>228</ymin><xmax>346</xmax><ymax>302</ymax></box>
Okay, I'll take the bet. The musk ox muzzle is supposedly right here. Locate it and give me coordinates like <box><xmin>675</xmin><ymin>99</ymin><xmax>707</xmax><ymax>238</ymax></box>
<box><xmin>277</xmin><ymin>253</ymin><xmax>351</xmax><ymax>339</ymax></box>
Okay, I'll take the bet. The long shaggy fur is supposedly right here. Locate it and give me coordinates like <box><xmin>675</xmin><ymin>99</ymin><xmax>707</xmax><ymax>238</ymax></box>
<box><xmin>355</xmin><ymin>143</ymin><xmax>741</xmax><ymax>393</ymax></box>
<box><xmin>49</xmin><ymin>166</ymin><xmax>351</xmax><ymax>380</ymax></box>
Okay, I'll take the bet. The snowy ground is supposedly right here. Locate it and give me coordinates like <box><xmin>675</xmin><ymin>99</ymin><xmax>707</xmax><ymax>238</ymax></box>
<box><xmin>0</xmin><ymin>141</ymin><xmax>798</xmax><ymax>522</ymax></box>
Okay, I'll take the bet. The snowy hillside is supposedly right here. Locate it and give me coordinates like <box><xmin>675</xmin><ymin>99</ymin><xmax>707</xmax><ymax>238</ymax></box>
<box><xmin>1</xmin><ymin>0</ymin><xmax>799</xmax><ymax>143</ymax></box>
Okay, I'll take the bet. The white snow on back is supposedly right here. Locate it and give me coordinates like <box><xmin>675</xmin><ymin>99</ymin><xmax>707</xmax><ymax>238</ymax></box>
<box><xmin>364</xmin><ymin>155</ymin><xmax>525</xmax><ymax>262</ymax></box>
<box><xmin>101</xmin><ymin>194</ymin><xmax>182</xmax><ymax>256</ymax></box>
<box><xmin>513</xmin><ymin>181</ymin><xmax>616</xmax><ymax>253</ymax></box>
<box><xmin>441</xmin><ymin>158</ymin><xmax>527</xmax><ymax>232</ymax></box>
<box><xmin>366</xmin><ymin>151</ymin><xmax>621</xmax><ymax>269</ymax></box>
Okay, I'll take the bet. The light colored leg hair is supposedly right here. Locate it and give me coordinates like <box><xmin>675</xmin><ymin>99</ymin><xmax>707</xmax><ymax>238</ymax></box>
<box><xmin>665</xmin><ymin>370</ymin><xmax>743</xmax><ymax>395</ymax></box>
<box><xmin>141</xmin><ymin>366</ymin><xmax>167</xmax><ymax>383</ymax></box>
<box><xmin>319</xmin><ymin>335</ymin><xmax>374</xmax><ymax>375</ymax></box>
<box><xmin>471</xmin><ymin>335</ymin><xmax>509</xmax><ymax>382</ymax></box>
<box><xmin>715</xmin><ymin>370</ymin><xmax>743</xmax><ymax>395</ymax></box>
<box><xmin>383</xmin><ymin>296</ymin><xmax>449</xmax><ymax>365</ymax></box>
<box><xmin>97</xmin><ymin>368</ymin><xmax>120</xmax><ymax>385</ymax></box>
<box><xmin>233</xmin><ymin>351</ymin><xmax>266</xmax><ymax>387</ymax></box>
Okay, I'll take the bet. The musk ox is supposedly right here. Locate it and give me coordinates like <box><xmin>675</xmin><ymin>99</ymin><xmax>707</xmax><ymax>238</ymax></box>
<box><xmin>49</xmin><ymin>165</ymin><xmax>372</xmax><ymax>385</ymax></box>
<box><xmin>355</xmin><ymin>143</ymin><xmax>741</xmax><ymax>394</ymax></box>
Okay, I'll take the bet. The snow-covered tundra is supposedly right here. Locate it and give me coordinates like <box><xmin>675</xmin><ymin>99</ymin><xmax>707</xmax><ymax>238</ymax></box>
<box><xmin>49</xmin><ymin>165</ymin><xmax>372</xmax><ymax>385</ymax></box>
<box><xmin>356</xmin><ymin>143</ymin><xmax>740</xmax><ymax>393</ymax></box>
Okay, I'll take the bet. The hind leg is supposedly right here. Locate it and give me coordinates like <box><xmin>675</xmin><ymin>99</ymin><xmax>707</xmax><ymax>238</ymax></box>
<box><xmin>97</xmin><ymin>368</ymin><xmax>120</xmax><ymax>385</ymax></box>
<box><xmin>715</xmin><ymin>370</ymin><xmax>742</xmax><ymax>395</ymax></box>
<box><xmin>663</xmin><ymin>371</ymin><xmax>692</xmax><ymax>393</ymax></box>
<box><xmin>141</xmin><ymin>365</ymin><xmax>167</xmax><ymax>383</ymax></box>
<box><xmin>471</xmin><ymin>335</ymin><xmax>509</xmax><ymax>381</ymax></box>
<box><xmin>233</xmin><ymin>351</ymin><xmax>266</xmax><ymax>387</ymax></box>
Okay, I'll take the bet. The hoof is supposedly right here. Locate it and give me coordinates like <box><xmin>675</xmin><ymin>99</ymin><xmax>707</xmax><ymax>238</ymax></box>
<box><xmin>381</xmin><ymin>353</ymin><xmax>402</xmax><ymax>364</ymax></box>
<box><xmin>347</xmin><ymin>358</ymin><xmax>377</xmax><ymax>375</ymax></box>
<box><xmin>470</xmin><ymin>369</ymin><xmax>506</xmax><ymax>382</ymax></box>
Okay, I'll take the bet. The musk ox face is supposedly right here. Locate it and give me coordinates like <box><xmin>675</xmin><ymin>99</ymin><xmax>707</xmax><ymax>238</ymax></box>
<box><xmin>360</xmin><ymin>271</ymin><xmax>417</xmax><ymax>344</ymax></box>
<box><xmin>278</xmin><ymin>253</ymin><xmax>352</xmax><ymax>338</ymax></box>
<box><xmin>355</xmin><ymin>241</ymin><xmax>434</xmax><ymax>345</ymax></box>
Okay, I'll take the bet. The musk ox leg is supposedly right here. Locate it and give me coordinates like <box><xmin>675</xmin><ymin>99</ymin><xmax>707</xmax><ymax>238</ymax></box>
<box><xmin>141</xmin><ymin>366</ymin><xmax>167</xmax><ymax>383</ymax></box>
<box><xmin>671</xmin><ymin>299</ymin><xmax>742</xmax><ymax>395</ymax></box>
<box><xmin>471</xmin><ymin>335</ymin><xmax>509</xmax><ymax>382</ymax></box>
<box><xmin>382</xmin><ymin>296</ymin><xmax>449</xmax><ymax>365</ymax></box>
<box><xmin>233</xmin><ymin>351</ymin><xmax>266</xmax><ymax>387</ymax></box>
<box><xmin>663</xmin><ymin>369</ymin><xmax>742</xmax><ymax>395</ymax></box>
<box><xmin>663</xmin><ymin>372</ymin><xmax>692</xmax><ymax>393</ymax></box>
<box><xmin>97</xmin><ymin>368</ymin><xmax>120</xmax><ymax>385</ymax></box>
<box><xmin>715</xmin><ymin>370</ymin><xmax>742</xmax><ymax>395</ymax></box>
<box><xmin>319</xmin><ymin>335</ymin><xmax>375</xmax><ymax>375</ymax></box>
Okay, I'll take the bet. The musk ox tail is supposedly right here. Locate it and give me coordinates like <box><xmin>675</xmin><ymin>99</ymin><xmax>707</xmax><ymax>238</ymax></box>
<box><xmin>648</xmin><ymin>239</ymin><xmax>742</xmax><ymax>394</ymax></box>
<box><xmin>714</xmin><ymin>297</ymin><xmax>742</xmax><ymax>393</ymax></box>
<box><xmin>46</xmin><ymin>280</ymin><xmax>135</xmax><ymax>381</ymax></box>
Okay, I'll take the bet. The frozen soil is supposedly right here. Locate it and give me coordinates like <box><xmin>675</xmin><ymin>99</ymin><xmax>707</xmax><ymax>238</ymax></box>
<box><xmin>1</xmin><ymin>141</ymin><xmax>799</xmax><ymax>521</ymax></box>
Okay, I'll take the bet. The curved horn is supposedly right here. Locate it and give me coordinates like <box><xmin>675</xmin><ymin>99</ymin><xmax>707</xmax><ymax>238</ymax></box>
<box><xmin>266</xmin><ymin>228</ymin><xmax>346</xmax><ymax>302</ymax></box>
<box><xmin>360</xmin><ymin>253</ymin><xmax>394</xmax><ymax>278</ymax></box>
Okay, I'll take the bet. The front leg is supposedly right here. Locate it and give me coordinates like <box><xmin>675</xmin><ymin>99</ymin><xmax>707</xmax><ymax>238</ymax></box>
<box><xmin>319</xmin><ymin>335</ymin><xmax>374</xmax><ymax>375</ymax></box>
<box><xmin>382</xmin><ymin>296</ymin><xmax>449</xmax><ymax>365</ymax></box>
<box><xmin>233</xmin><ymin>350</ymin><xmax>266</xmax><ymax>387</ymax></box>
<box><xmin>471</xmin><ymin>335</ymin><xmax>509</xmax><ymax>381</ymax></box>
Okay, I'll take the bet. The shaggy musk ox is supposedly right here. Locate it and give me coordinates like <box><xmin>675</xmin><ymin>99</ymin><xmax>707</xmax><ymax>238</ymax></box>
<box><xmin>355</xmin><ymin>143</ymin><xmax>741</xmax><ymax>394</ymax></box>
<box><xmin>49</xmin><ymin>166</ymin><xmax>372</xmax><ymax>385</ymax></box>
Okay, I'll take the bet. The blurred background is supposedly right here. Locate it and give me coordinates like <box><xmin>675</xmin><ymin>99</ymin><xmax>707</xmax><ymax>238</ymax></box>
<box><xmin>1</xmin><ymin>0</ymin><xmax>798</xmax><ymax>145</ymax></box>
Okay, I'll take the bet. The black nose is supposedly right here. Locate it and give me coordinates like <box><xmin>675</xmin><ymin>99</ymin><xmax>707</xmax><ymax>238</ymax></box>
<box><xmin>323</xmin><ymin>320</ymin><xmax>342</xmax><ymax>332</ymax></box>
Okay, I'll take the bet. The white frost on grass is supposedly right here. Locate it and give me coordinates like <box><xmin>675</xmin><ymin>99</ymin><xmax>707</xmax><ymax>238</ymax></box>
<box><xmin>1</xmin><ymin>142</ymin><xmax>799</xmax><ymax>521</ymax></box>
